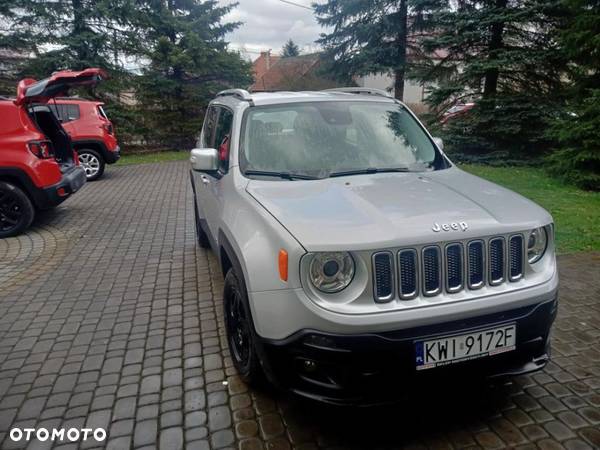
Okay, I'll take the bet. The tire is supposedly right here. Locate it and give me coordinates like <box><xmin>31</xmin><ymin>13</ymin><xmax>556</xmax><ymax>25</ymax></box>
<box><xmin>223</xmin><ymin>268</ymin><xmax>264</xmax><ymax>385</ymax></box>
<box><xmin>0</xmin><ymin>181</ymin><xmax>35</xmax><ymax>238</ymax></box>
<box><xmin>78</xmin><ymin>148</ymin><xmax>105</xmax><ymax>181</ymax></box>
<box><xmin>193</xmin><ymin>198</ymin><xmax>211</xmax><ymax>249</ymax></box>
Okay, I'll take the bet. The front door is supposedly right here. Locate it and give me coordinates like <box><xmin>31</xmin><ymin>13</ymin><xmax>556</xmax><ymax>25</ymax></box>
<box><xmin>202</xmin><ymin>106</ymin><xmax>233</xmax><ymax>241</ymax></box>
<box><xmin>193</xmin><ymin>105</ymin><xmax>233</xmax><ymax>244</ymax></box>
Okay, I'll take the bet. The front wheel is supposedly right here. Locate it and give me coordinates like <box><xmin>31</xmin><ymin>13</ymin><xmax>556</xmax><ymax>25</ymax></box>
<box><xmin>223</xmin><ymin>268</ymin><xmax>263</xmax><ymax>385</ymax></box>
<box><xmin>0</xmin><ymin>181</ymin><xmax>35</xmax><ymax>238</ymax></box>
<box><xmin>78</xmin><ymin>149</ymin><xmax>105</xmax><ymax>181</ymax></box>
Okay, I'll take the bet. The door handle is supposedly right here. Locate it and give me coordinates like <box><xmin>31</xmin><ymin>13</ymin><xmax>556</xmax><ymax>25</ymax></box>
<box><xmin>200</xmin><ymin>175</ymin><xmax>210</xmax><ymax>185</ymax></box>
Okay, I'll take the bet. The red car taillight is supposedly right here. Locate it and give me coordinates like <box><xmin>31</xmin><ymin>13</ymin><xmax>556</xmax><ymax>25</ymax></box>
<box><xmin>27</xmin><ymin>140</ymin><xmax>54</xmax><ymax>159</ymax></box>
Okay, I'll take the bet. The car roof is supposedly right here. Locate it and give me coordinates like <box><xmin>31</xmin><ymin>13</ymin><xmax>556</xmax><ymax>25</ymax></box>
<box><xmin>213</xmin><ymin>88</ymin><xmax>399</xmax><ymax>107</ymax></box>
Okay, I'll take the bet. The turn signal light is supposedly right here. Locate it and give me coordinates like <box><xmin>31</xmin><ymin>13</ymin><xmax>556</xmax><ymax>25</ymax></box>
<box><xmin>27</xmin><ymin>140</ymin><xmax>54</xmax><ymax>159</ymax></box>
<box><xmin>278</xmin><ymin>249</ymin><xmax>288</xmax><ymax>282</ymax></box>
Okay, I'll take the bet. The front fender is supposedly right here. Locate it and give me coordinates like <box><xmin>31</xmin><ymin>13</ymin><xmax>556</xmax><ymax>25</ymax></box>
<box><xmin>218</xmin><ymin>189</ymin><xmax>306</xmax><ymax>293</ymax></box>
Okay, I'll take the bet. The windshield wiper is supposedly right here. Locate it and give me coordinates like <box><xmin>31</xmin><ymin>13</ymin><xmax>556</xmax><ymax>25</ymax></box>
<box><xmin>328</xmin><ymin>167</ymin><xmax>411</xmax><ymax>178</ymax></box>
<box><xmin>244</xmin><ymin>170</ymin><xmax>322</xmax><ymax>180</ymax></box>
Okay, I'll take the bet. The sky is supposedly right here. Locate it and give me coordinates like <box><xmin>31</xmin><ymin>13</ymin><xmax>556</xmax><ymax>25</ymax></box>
<box><xmin>219</xmin><ymin>0</ymin><xmax>325</xmax><ymax>60</ymax></box>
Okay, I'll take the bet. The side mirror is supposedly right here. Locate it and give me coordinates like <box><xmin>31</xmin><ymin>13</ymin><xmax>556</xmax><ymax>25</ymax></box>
<box><xmin>190</xmin><ymin>148</ymin><xmax>218</xmax><ymax>172</ymax></box>
<box><xmin>433</xmin><ymin>137</ymin><xmax>444</xmax><ymax>151</ymax></box>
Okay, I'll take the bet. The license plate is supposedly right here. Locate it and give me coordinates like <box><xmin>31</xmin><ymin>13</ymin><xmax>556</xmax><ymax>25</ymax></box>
<box><xmin>415</xmin><ymin>324</ymin><xmax>516</xmax><ymax>370</ymax></box>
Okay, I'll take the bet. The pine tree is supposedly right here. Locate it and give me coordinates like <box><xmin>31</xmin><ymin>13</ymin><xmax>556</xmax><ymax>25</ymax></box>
<box><xmin>281</xmin><ymin>39</ymin><xmax>300</xmax><ymax>57</ymax></box>
<box><xmin>546</xmin><ymin>0</ymin><xmax>600</xmax><ymax>190</ymax></box>
<box><xmin>314</xmin><ymin>0</ymin><xmax>410</xmax><ymax>100</ymax></box>
<box><xmin>0</xmin><ymin>0</ymin><xmax>138</xmax><ymax>76</ymax></box>
<box><xmin>410</xmin><ymin>0</ymin><xmax>566</xmax><ymax>155</ymax></box>
<box><xmin>134</xmin><ymin>0</ymin><xmax>252</xmax><ymax>149</ymax></box>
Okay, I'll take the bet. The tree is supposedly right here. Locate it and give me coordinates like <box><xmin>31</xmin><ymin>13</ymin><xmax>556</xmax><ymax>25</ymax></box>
<box><xmin>281</xmin><ymin>38</ymin><xmax>300</xmax><ymax>57</ymax></box>
<box><xmin>0</xmin><ymin>0</ymin><xmax>139</xmax><ymax>77</ymax></box>
<box><xmin>314</xmin><ymin>0</ymin><xmax>410</xmax><ymax>100</ymax></box>
<box><xmin>546</xmin><ymin>0</ymin><xmax>600</xmax><ymax>190</ymax></box>
<box><xmin>411</xmin><ymin>0</ymin><xmax>567</xmax><ymax>155</ymax></box>
<box><xmin>134</xmin><ymin>0</ymin><xmax>252</xmax><ymax>149</ymax></box>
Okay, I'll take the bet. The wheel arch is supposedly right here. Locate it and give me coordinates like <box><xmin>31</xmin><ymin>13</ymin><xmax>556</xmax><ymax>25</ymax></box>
<box><xmin>0</xmin><ymin>167</ymin><xmax>39</xmax><ymax>208</ymax></box>
<box><xmin>72</xmin><ymin>140</ymin><xmax>107</xmax><ymax>160</ymax></box>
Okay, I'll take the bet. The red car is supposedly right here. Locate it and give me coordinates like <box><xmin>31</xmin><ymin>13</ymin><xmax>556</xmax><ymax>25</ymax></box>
<box><xmin>0</xmin><ymin>68</ymin><xmax>104</xmax><ymax>238</ymax></box>
<box><xmin>49</xmin><ymin>98</ymin><xmax>120</xmax><ymax>181</ymax></box>
<box><xmin>440</xmin><ymin>102</ymin><xmax>475</xmax><ymax>125</ymax></box>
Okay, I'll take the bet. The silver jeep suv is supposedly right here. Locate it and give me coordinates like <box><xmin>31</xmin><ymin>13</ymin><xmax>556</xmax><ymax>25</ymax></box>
<box><xmin>190</xmin><ymin>88</ymin><xmax>558</xmax><ymax>404</ymax></box>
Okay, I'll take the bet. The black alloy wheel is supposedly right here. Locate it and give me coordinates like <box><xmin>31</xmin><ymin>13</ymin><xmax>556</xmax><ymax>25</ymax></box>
<box><xmin>0</xmin><ymin>181</ymin><xmax>34</xmax><ymax>238</ymax></box>
<box><xmin>223</xmin><ymin>268</ymin><xmax>263</xmax><ymax>384</ymax></box>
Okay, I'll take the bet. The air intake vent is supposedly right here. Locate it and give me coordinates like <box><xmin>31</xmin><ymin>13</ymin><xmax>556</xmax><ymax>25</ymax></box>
<box><xmin>489</xmin><ymin>238</ymin><xmax>505</xmax><ymax>285</ymax></box>
<box><xmin>398</xmin><ymin>249</ymin><xmax>418</xmax><ymax>299</ymax></box>
<box><xmin>422</xmin><ymin>246</ymin><xmax>441</xmax><ymax>296</ymax></box>
<box><xmin>468</xmin><ymin>241</ymin><xmax>484</xmax><ymax>289</ymax></box>
<box><xmin>509</xmin><ymin>235</ymin><xmax>524</xmax><ymax>281</ymax></box>
<box><xmin>372</xmin><ymin>252</ymin><xmax>394</xmax><ymax>302</ymax></box>
<box><xmin>445</xmin><ymin>243</ymin><xmax>463</xmax><ymax>292</ymax></box>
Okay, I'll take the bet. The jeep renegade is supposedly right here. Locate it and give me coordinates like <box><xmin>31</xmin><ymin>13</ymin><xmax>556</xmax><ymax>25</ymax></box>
<box><xmin>0</xmin><ymin>69</ymin><xmax>104</xmax><ymax>238</ymax></box>
<box><xmin>189</xmin><ymin>88</ymin><xmax>558</xmax><ymax>404</ymax></box>
<box><xmin>49</xmin><ymin>98</ymin><xmax>120</xmax><ymax>181</ymax></box>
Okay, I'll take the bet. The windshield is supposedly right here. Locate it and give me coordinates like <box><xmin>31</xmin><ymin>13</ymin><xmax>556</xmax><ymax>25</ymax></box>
<box><xmin>240</xmin><ymin>101</ymin><xmax>445</xmax><ymax>178</ymax></box>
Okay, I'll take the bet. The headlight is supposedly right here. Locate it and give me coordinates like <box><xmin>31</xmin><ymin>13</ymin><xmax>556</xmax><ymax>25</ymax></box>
<box><xmin>527</xmin><ymin>227</ymin><xmax>548</xmax><ymax>264</ymax></box>
<box><xmin>309</xmin><ymin>252</ymin><xmax>355</xmax><ymax>293</ymax></box>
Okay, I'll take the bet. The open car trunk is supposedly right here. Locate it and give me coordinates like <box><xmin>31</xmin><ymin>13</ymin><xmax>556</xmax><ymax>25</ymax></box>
<box><xmin>28</xmin><ymin>104</ymin><xmax>74</xmax><ymax>169</ymax></box>
<box><xmin>15</xmin><ymin>68</ymin><xmax>107</xmax><ymax>171</ymax></box>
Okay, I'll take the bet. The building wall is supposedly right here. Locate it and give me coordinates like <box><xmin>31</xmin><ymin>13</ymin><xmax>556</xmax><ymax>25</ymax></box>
<box><xmin>356</xmin><ymin>73</ymin><xmax>427</xmax><ymax>105</ymax></box>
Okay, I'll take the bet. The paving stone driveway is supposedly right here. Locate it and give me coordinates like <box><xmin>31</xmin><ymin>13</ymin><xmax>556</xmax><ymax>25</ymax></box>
<box><xmin>1</xmin><ymin>160</ymin><xmax>599</xmax><ymax>450</ymax></box>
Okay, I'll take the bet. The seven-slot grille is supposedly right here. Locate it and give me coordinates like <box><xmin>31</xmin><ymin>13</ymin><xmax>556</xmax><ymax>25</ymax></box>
<box><xmin>372</xmin><ymin>235</ymin><xmax>524</xmax><ymax>302</ymax></box>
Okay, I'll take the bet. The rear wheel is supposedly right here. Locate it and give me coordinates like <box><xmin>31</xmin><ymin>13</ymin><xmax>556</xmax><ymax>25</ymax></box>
<box><xmin>0</xmin><ymin>181</ymin><xmax>34</xmax><ymax>238</ymax></box>
<box><xmin>78</xmin><ymin>149</ymin><xmax>105</xmax><ymax>181</ymax></box>
<box><xmin>223</xmin><ymin>268</ymin><xmax>263</xmax><ymax>385</ymax></box>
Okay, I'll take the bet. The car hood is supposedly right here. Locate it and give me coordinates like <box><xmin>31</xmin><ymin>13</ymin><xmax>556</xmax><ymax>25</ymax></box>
<box><xmin>245</xmin><ymin>167</ymin><xmax>552</xmax><ymax>251</ymax></box>
<box><xmin>15</xmin><ymin>68</ymin><xmax>107</xmax><ymax>106</ymax></box>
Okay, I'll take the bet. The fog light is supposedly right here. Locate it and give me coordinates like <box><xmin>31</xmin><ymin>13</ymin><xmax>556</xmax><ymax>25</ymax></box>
<box><xmin>57</xmin><ymin>187</ymin><xmax>67</xmax><ymax>197</ymax></box>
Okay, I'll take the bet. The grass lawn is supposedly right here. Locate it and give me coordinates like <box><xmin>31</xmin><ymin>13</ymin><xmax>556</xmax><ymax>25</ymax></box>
<box><xmin>115</xmin><ymin>152</ymin><xmax>598</xmax><ymax>254</ymax></box>
<box><xmin>119</xmin><ymin>150</ymin><xmax>190</xmax><ymax>166</ymax></box>
<box><xmin>462</xmin><ymin>165</ymin><xmax>600</xmax><ymax>254</ymax></box>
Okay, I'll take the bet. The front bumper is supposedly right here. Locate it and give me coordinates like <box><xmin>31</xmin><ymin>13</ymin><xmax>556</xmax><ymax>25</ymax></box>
<box><xmin>34</xmin><ymin>165</ymin><xmax>86</xmax><ymax>209</ymax></box>
<box><xmin>256</xmin><ymin>298</ymin><xmax>557</xmax><ymax>405</ymax></box>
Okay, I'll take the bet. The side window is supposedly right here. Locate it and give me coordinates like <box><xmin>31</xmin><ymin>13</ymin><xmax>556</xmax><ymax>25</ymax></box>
<box><xmin>214</xmin><ymin>107</ymin><xmax>234</xmax><ymax>173</ymax></box>
<box><xmin>201</xmin><ymin>106</ymin><xmax>218</xmax><ymax>148</ymax></box>
<box><xmin>48</xmin><ymin>104</ymin><xmax>61</xmax><ymax>121</ymax></box>
<box><xmin>66</xmin><ymin>105</ymin><xmax>80</xmax><ymax>121</ymax></box>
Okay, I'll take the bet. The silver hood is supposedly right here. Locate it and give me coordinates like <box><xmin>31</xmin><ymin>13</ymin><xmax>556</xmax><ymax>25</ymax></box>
<box><xmin>246</xmin><ymin>167</ymin><xmax>553</xmax><ymax>252</ymax></box>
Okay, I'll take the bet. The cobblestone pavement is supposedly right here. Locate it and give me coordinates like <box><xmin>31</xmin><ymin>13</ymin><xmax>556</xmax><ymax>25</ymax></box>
<box><xmin>1</xmin><ymin>161</ymin><xmax>599</xmax><ymax>450</ymax></box>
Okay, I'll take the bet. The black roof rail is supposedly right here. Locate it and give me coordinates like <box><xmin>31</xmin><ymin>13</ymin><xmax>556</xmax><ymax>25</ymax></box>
<box><xmin>216</xmin><ymin>89</ymin><xmax>253</xmax><ymax>103</ymax></box>
<box><xmin>324</xmin><ymin>87</ymin><xmax>393</xmax><ymax>98</ymax></box>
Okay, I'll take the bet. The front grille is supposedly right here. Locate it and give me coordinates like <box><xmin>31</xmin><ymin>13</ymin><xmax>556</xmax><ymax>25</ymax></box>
<box><xmin>422</xmin><ymin>246</ymin><xmax>442</xmax><ymax>296</ymax></box>
<box><xmin>445</xmin><ymin>243</ymin><xmax>463</xmax><ymax>292</ymax></box>
<box><xmin>468</xmin><ymin>241</ymin><xmax>485</xmax><ymax>289</ymax></box>
<box><xmin>372</xmin><ymin>252</ymin><xmax>394</xmax><ymax>302</ymax></box>
<box><xmin>372</xmin><ymin>233</ymin><xmax>525</xmax><ymax>302</ymax></box>
<box><xmin>489</xmin><ymin>238</ymin><xmax>505</xmax><ymax>285</ymax></box>
<box><xmin>509</xmin><ymin>235</ymin><xmax>524</xmax><ymax>281</ymax></box>
<box><xmin>398</xmin><ymin>249</ymin><xmax>418</xmax><ymax>299</ymax></box>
